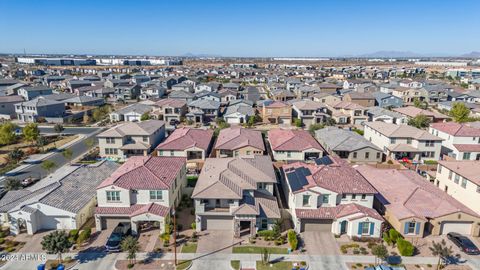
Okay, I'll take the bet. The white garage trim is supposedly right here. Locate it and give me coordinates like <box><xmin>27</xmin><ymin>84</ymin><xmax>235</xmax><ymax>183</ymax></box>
<box><xmin>440</xmin><ymin>221</ymin><xmax>472</xmax><ymax>235</ymax></box>
<box><xmin>301</xmin><ymin>219</ymin><xmax>333</xmax><ymax>232</ymax></box>
<box><xmin>203</xmin><ymin>216</ymin><xmax>234</xmax><ymax>231</ymax></box>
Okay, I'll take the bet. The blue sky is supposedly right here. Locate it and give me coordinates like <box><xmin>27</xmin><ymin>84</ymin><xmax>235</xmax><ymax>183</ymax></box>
<box><xmin>0</xmin><ymin>0</ymin><xmax>479</xmax><ymax>57</ymax></box>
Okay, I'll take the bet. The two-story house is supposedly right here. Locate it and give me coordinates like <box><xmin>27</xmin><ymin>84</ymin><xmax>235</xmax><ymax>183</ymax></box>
<box><xmin>15</xmin><ymin>96</ymin><xmax>65</xmax><ymax>122</ymax></box>
<box><xmin>393</xmin><ymin>106</ymin><xmax>449</xmax><ymax>123</ymax></box>
<box><xmin>268</xmin><ymin>129</ymin><xmax>325</xmax><ymax>161</ymax></box>
<box><xmin>95</xmin><ymin>156</ymin><xmax>186</xmax><ymax>235</ymax></box>
<box><xmin>191</xmin><ymin>156</ymin><xmax>280</xmax><ymax>238</ymax></box>
<box><xmin>261</xmin><ymin>100</ymin><xmax>292</xmax><ymax>125</ymax></box>
<box><xmin>325</xmin><ymin>101</ymin><xmax>367</xmax><ymax>125</ymax></box>
<box><xmin>365</xmin><ymin>107</ymin><xmax>408</xmax><ymax>125</ymax></box>
<box><xmin>154</xmin><ymin>98</ymin><xmax>187</xmax><ymax>127</ymax></box>
<box><xmin>364</xmin><ymin>122</ymin><xmax>442</xmax><ymax>161</ymax></box>
<box><xmin>17</xmin><ymin>86</ymin><xmax>53</xmax><ymax>101</ymax></box>
<box><xmin>156</xmin><ymin>127</ymin><xmax>214</xmax><ymax>170</ymax></box>
<box><xmin>436</xmin><ymin>160</ymin><xmax>480</xmax><ymax>214</ymax></box>
<box><xmin>291</xmin><ymin>100</ymin><xmax>329</xmax><ymax>128</ymax></box>
<box><xmin>214</xmin><ymin>127</ymin><xmax>265</xmax><ymax>157</ymax></box>
<box><xmin>97</xmin><ymin>120</ymin><xmax>165</xmax><ymax>161</ymax></box>
<box><xmin>372</xmin><ymin>92</ymin><xmax>404</xmax><ymax>108</ymax></box>
<box><xmin>283</xmin><ymin>156</ymin><xmax>383</xmax><ymax>237</ymax></box>
<box><xmin>186</xmin><ymin>99</ymin><xmax>220</xmax><ymax>124</ymax></box>
<box><xmin>109</xmin><ymin>103</ymin><xmax>154</xmax><ymax>122</ymax></box>
<box><xmin>429</xmin><ymin>122</ymin><xmax>480</xmax><ymax>160</ymax></box>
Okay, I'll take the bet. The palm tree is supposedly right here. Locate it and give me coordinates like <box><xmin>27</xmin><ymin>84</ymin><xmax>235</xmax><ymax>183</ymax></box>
<box><xmin>429</xmin><ymin>240</ymin><xmax>454</xmax><ymax>270</ymax></box>
<box><xmin>121</xmin><ymin>236</ymin><xmax>140</xmax><ymax>266</ymax></box>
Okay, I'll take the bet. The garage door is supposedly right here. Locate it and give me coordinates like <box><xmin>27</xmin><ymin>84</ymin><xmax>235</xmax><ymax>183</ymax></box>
<box><xmin>301</xmin><ymin>219</ymin><xmax>333</xmax><ymax>232</ymax></box>
<box><xmin>102</xmin><ymin>217</ymin><xmax>131</xmax><ymax>230</ymax></box>
<box><xmin>204</xmin><ymin>216</ymin><xmax>233</xmax><ymax>231</ymax></box>
<box><xmin>440</xmin><ymin>221</ymin><xmax>472</xmax><ymax>235</ymax></box>
<box><xmin>42</xmin><ymin>216</ymin><xmax>71</xmax><ymax>230</ymax></box>
<box><xmin>279</xmin><ymin>118</ymin><xmax>291</xmax><ymax>124</ymax></box>
<box><xmin>226</xmin><ymin>117</ymin><xmax>240</xmax><ymax>124</ymax></box>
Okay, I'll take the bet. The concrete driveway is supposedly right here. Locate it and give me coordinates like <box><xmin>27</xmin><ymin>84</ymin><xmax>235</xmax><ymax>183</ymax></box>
<box><xmin>301</xmin><ymin>231</ymin><xmax>340</xmax><ymax>255</ymax></box>
<box><xmin>16</xmin><ymin>230</ymin><xmax>53</xmax><ymax>252</ymax></box>
<box><xmin>197</xmin><ymin>230</ymin><xmax>234</xmax><ymax>254</ymax></box>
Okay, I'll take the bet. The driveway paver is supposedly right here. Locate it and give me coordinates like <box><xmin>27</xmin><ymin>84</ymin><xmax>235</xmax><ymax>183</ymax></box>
<box><xmin>302</xmin><ymin>231</ymin><xmax>340</xmax><ymax>255</ymax></box>
<box><xmin>196</xmin><ymin>230</ymin><xmax>234</xmax><ymax>254</ymax></box>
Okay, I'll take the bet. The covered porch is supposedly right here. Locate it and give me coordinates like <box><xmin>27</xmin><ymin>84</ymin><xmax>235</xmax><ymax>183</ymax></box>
<box><xmin>387</xmin><ymin>144</ymin><xmax>422</xmax><ymax>161</ymax></box>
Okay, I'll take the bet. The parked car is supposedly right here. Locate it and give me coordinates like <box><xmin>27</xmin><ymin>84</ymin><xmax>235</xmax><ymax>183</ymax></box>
<box><xmin>105</xmin><ymin>222</ymin><xmax>132</xmax><ymax>252</ymax></box>
<box><xmin>447</xmin><ymin>232</ymin><xmax>480</xmax><ymax>255</ymax></box>
<box><xmin>21</xmin><ymin>177</ymin><xmax>39</xmax><ymax>187</ymax></box>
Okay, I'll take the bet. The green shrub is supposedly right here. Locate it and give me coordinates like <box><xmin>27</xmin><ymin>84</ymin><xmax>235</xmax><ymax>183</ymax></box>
<box><xmin>0</xmin><ymin>232</ymin><xmax>5</xmax><ymax>238</ymax></box>
<box><xmin>397</xmin><ymin>238</ymin><xmax>414</xmax><ymax>256</ymax></box>
<box><xmin>388</xmin><ymin>229</ymin><xmax>402</xmax><ymax>245</ymax></box>
<box><xmin>0</xmin><ymin>238</ymin><xmax>5</xmax><ymax>245</ymax></box>
<box><xmin>287</xmin><ymin>229</ymin><xmax>298</xmax><ymax>250</ymax></box>
<box><xmin>257</xmin><ymin>230</ymin><xmax>275</xmax><ymax>238</ymax></box>
<box><xmin>77</xmin><ymin>228</ymin><xmax>91</xmax><ymax>245</ymax></box>
<box><xmin>353</xmin><ymin>248</ymin><xmax>360</xmax><ymax>254</ymax></box>
<box><xmin>5</xmin><ymin>247</ymin><xmax>14</xmax><ymax>252</ymax></box>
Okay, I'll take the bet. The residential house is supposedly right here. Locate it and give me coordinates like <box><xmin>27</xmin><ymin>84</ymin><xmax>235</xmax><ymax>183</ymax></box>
<box><xmin>218</xmin><ymin>89</ymin><xmax>238</xmax><ymax>103</ymax></box>
<box><xmin>17</xmin><ymin>86</ymin><xmax>52</xmax><ymax>101</ymax></box>
<box><xmin>191</xmin><ymin>156</ymin><xmax>280</xmax><ymax>237</ymax></box>
<box><xmin>186</xmin><ymin>99</ymin><xmax>220</xmax><ymax>124</ymax></box>
<box><xmin>283</xmin><ymin>156</ymin><xmax>383</xmax><ymax>237</ymax></box>
<box><xmin>270</xmin><ymin>89</ymin><xmax>295</xmax><ymax>102</ymax></box>
<box><xmin>15</xmin><ymin>97</ymin><xmax>65</xmax><ymax>122</ymax></box>
<box><xmin>312</xmin><ymin>92</ymin><xmax>341</xmax><ymax>104</ymax></box>
<box><xmin>214</xmin><ymin>127</ymin><xmax>265</xmax><ymax>157</ymax></box>
<box><xmin>168</xmin><ymin>90</ymin><xmax>195</xmax><ymax>103</ymax></box>
<box><xmin>363</xmin><ymin>121</ymin><xmax>443</xmax><ymax>161</ymax></box>
<box><xmin>172</xmin><ymin>82</ymin><xmax>194</xmax><ymax>93</ymax></box>
<box><xmin>291</xmin><ymin>100</ymin><xmax>329</xmax><ymax>128</ymax></box>
<box><xmin>391</xmin><ymin>86</ymin><xmax>428</xmax><ymax>103</ymax></box>
<box><xmin>0</xmin><ymin>95</ymin><xmax>24</xmax><ymax>119</ymax></box>
<box><xmin>356</xmin><ymin>166</ymin><xmax>480</xmax><ymax>237</ymax></box>
<box><xmin>326</xmin><ymin>101</ymin><xmax>367</xmax><ymax>125</ymax></box>
<box><xmin>343</xmin><ymin>92</ymin><xmax>375</xmax><ymax>107</ymax></box>
<box><xmin>97</xmin><ymin>120</ymin><xmax>165</xmax><ymax>160</ymax></box>
<box><xmin>316</xmin><ymin>127</ymin><xmax>383</xmax><ymax>163</ymax></box>
<box><xmin>372</xmin><ymin>92</ymin><xmax>404</xmax><ymax>108</ymax></box>
<box><xmin>154</xmin><ymin>98</ymin><xmax>187</xmax><ymax>126</ymax></box>
<box><xmin>393</xmin><ymin>106</ymin><xmax>449</xmax><ymax>123</ymax></box>
<box><xmin>0</xmin><ymin>161</ymin><xmax>119</xmax><ymax>235</ymax></box>
<box><xmin>436</xmin><ymin>160</ymin><xmax>480</xmax><ymax>214</ymax></box>
<box><xmin>268</xmin><ymin>129</ymin><xmax>325</xmax><ymax>161</ymax></box>
<box><xmin>429</xmin><ymin>122</ymin><xmax>480</xmax><ymax>160</ymax></box>
<box><xmin>223</xmin><ymin>102</ymin><xmax>255</xmax><ymax>124</ymax></box>
<box><xmin>195</xmin><ymin>91</ymin><xmax>221</xmax><ymax>102</ymax></box>
<box><xmin>109</xmin><ymin>103</ymin><xmax>153</xmax><ymax>122</ymax></box>
<box><xmin>156</xmin><ymin>127</ymin><xmax>214</xmax><ymax>170</ymax></box>
<box><xmin>261</xmin><ymin>100</ymin><xmax>292</xmax><ymax>125</ymax></box>
<box><xmin>95</xmin><ymin>156</ymin><xmax>186</xmax><ymax>234</ymax></box>
<box><xmin>365</xmin><ymin>107</ymin><xmax>408</xmax><ymax>125</ymax></box>
<box><xmin>113</xmin><ymin>85</ymin><xmax>141</xmax><ymax>101</ymax></box>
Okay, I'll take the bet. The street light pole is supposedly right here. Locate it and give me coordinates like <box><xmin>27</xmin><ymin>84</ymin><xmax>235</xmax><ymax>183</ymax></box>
<box><xmin>173</xmin><ymin>206</ymin><xmax>177</xmax><ymax>266</ymax></box>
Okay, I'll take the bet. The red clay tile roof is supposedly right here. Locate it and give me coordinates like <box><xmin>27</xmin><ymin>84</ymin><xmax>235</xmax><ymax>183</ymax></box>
<box><xmin>268</xmin><ymin>129</ymin><xmax>324</xmax><ymax>151</ymax></box>
<box><xmin>96</xmin><ymin>203</ymin><xmax>169</xmax><ymax>217</ymax></box>
<box><xmin>155</xmin><ymin>98</ymin><xmax>186</xmax><ymax>108</ymax></box>
<box><xmin>156</xmin><ymin>127</ymin><xmax>213</xmax><ymax>151</ymax></box>
<box><xmin>431</xmin><ymin>122</ymin><xmax>480</xmax><ymax>137</ymax></box>
<box><xmin>296</xmin><ymin>203</ymin><xmax>383</xmax><ymax>221</ymax></box>
<box><xmin>453</xmin><ymin>144</ymin><xmax>480</xmax><ymax>152</ymax></box>
<box><xmin>97</xmin><ymin>156</ymin><xmax>185</xmax><ymax>190</ymax></box>
<box><xmin>283</xmin><ymin>156</ymin><xmax>376</xmax><ymax>194</ymax></box>
<box><xmin>214</xmin><ymin>127</ymin><xmax>265</xmax><ymax>151</ymax></box>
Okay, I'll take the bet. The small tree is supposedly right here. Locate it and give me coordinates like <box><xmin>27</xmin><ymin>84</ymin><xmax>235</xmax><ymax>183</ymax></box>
<box><xmin>62</xmin><ymin>148</ymin><xmax>74</xmax><ymax>164</ymax></box>
<box><xmin>84</xmin><ymin>138</ymin><xmax>95</xmax><ymax>151</ymax></box>
<box><xmin>429</xmin><ymin>240</ymin><xmax>454</xmax><ymax>270</ymax></box>
<box><xmin>397</xmin><ymin>238</ymin><xmax>415</xmax><ymax>256</ymax></box>
<box><xmin>36</xmin><ymin>136</ymin><xmax>48</xmax><ymax>152</ymax></box>
<box><xmin>261</xmin><ymin>247</ymin><xmax>271</xmax><ymax>265</ymax></box>
<box><xmin>41</xmin><ymin>230</ymin><xmax>71</xmax><ymax>263</ymax></box>
<box><xmin>371</xmin><ymin>244</ymin><xmax>389</xmax><ymax>266</ymax></box>
<box><xmin>287</xmin><ymin>229</ymin><xmax>298</xmax><ymax>250</ymax></box>
<box><xmin>247</xmin><ymin>115</ymin><xmax>256</xmax><ymax>127</ymax></box>
<box><xmin>408</xmin><ymin>114</ymin><xmax>431</xmax><ymax>129</ymax></box>
<box><xmin>308</xmin><ymin>123</ymin><xmax>324</xmax><ymax>134</ymax></box>
<box><xmin>140</xmin><ymin>112</ymin><xmax>150</xmax><ymax>121</ymax></box>
<box><xmin>272</xmin><ymin>219</ymin><xmax>282</xmax><ymax>239</ymax></box>
<box><xmin>4</xmin><ymin>178</ymin><xmax>22</xmax><ymax>191</ymax></box>
<box><xmin>294</xmin><ymin>118</ymin><xmax>302</xmax><ymax>128</ymax></box>
<box><xmin>23</xmin><ymin>123</ymin><xmax>40</xmax><ymax>145</ymax></box>
<box><xmin>413</xmin><ymin>97</ymin><xmax>428</xmax><ymax>109</ymax></box>
<box><xmin>53</xmin><ymin>124</ymin><xmax>64</xmax><ymax>134</ymax></box>
<box><xmin>83</xmin><ymin>113</ymin><xmax>91</xmax><ymax>124</ymax></box>
<box><xmin>8</xmin><ymin>149</ymin><xmax>24</xmax><ymax>163</ymax></box>
<box><xmin>0</xmin><ymin>122</ymin><xmax>17</xmax><ymax>145</ymax></box>
<box><xmin>450</xmin><ymin>102</ymin><xmax>471</xmax><ymax>123</ymax></box>
<box><xmin>121</xmin><ymin>236</ymin><xmax>140</xmax><ymax>266</ymax></box>
<box><xmin>41</xmin><ymin>160</ymin><xmax>57</xmax><ymax>175</ymax></box>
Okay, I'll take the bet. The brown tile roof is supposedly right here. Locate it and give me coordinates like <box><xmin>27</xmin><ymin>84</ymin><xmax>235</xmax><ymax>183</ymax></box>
<box><xmin>155</xmin><ymin>98</ymin><xmax>187</xmax><ymax>108</ymax></box>
<box><xmin>96</xmin><ymin>203</ymin><xmax>170</xmax><ymax>217</ymax></box>
<box><xmin>214</xmin><ymin>127</ymin><xmax>265</xmax><ymax>151</ymax></box>
<box><xmin>355</xmin><ymin>166</ymin><xmax>479</xmax><ymax>220</ymax></box>
<box><xmin>156</xmin><ymin>127</ymin><xmax>213</xmax><ymax>151</ymax></box>
<box><xmin>431</xmin><ymin>122</ymin><xmax>480</xmax><ymax>137</ymax></box>
<box><xmin>438</xmin><ymin>160</ymin><xmax>480</xmax><ymax>186</ymax></box>
<box><xmin>295</xmin><ymin>203</ymin><xmax>383</xmax><ymax>221</ymax></box>
<box><xmin>98</xmin><ymin>120</ymin><xmax>165</xmax><ymax>137</ymax></box>
<box><xmin>364</xmin><ymin>122</ymin><xmax>442</xmax><ymax>140</ymax></box>
<box><xmin>97</xmin><ymin>156</ymin><xmax>185</xmax><ymax>190</ymax></box>
<box><xmin>268</xmin><ymin>129</ymin><xmax>324</xmax><ymax>152</ymax></box>
<box><xmin>393</xmin><ymin>106</ymin><xmax>449</xmax><ymax>119</ymax></box>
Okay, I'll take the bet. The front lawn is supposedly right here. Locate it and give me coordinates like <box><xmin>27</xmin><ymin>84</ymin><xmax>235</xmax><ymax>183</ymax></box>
<box><xmin>181</xmin><ymin>242</ymin><xmax>197</xmax><ymax>253</ymax></box>
<box><xmin>232</xmin><ymin>246</ymin><xmax>288</xmax><ymax>254</ymax></box>
<box><xmin>176</xmin><ymin>260</ymin><xmax>192</xmax><ymax>270</ymax></box>
<box><xmin>231</xmin><ymin>260</ymin><xmax>240</xmax><ymax>270</ymax></box>
<box><xmin>256</xmin><ymin>261</ymin><xmax>293</xmax><ymax>270</ymax></box>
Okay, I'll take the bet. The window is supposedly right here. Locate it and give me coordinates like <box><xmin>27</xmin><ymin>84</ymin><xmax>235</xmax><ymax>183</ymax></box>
<box><xmin>246</xmin><ymin>151</ymin><xmax>251</xmax><ymax>155</ymax></box>
<box><xmin>149</xmin><ymin>190</ymin><xmax>163</xmax><ymax>200</ymax></box>
<box><xmin>159</xmin><ymin>150</ymin><xmax>164</xmax><ymax>156</ymax></box>
<box><xmin>461</xmin><ymin>178</ymin><xmax>467</xmax><ymax>188</ymax></box>
<box><xmin>105</xmin><ymin>148</ymin><xmax>118</xmax><ymax>155</ymax></box>
<box><xmin>437</xmin><ymin>165</ymin><xmax>442</xmax><ymax>173</ymax></box>
<box><xmin>257</xmin><ymin>183</ymin><xmax>267</xmax><ymax>190</ymax></box>
<box><xmin>361</xmin><ymin>194</ymin><xmax>366</xmax><ymax>200</ymax></box>
<box><xmin>448</xmin><ymin>171</ymin><xmax>453</xmax><ymax>180</ymax></box>
<box><xmin>376</xmin><ymin>152</ymin><xmax>381</xmax><ymax>159</ymax></box>
<box><xmin>463</xmin><ymin>152</ymin><xmax>471</xmax><ymax>160</ymax></box>
<box><xmin>406</xmin><ymin>138</ymin><xmax>412</xmax><ymax>144</ymax></box>
<box><xmin>261</xmin><ymin>218</ymin><xmax>268</xmax><ymax>229</ymax></box>
<box><xmin>425</xmin><ymin>140</ymin><xmax>434</xmax><ymax>147</ymax></box>
<box><xmin>287</xmin><ymin>152</ymin><xmax>291</xmax><ymax>158</ymax></box>
<box><xmin>341</xmin><ymin>194</ymin><xmax>347</xmax><ymax>200</ymax></box>
<box><xmin>106</xmin><ymin>191</ymin><xmax>120</xmax><ymax>202</ymax></box>
<box><xmin>353</xmin><ymin>152</ymin><xmax>357</xmax><ymax>158</ymax></box>
<box><xmin>170</xmin><ymin>150</ymin><xmax>174</xmax><ymax>156</ymax></box>
<box><xmin>143</xmin><ymin>136</ymin><xmax>148</xmax><ymax>142</ymax></box>
<box><xmin>477</xmin><ymin>186</ymin><xmax>480</xmax><ymax>193</ymax></box>
<box><xmin>361</xmin><ymin>222</ymin><xmax>370</xmax><ymax>235</ymax></box>
<box><xmin>390</xmin><ymin>138</ymin><xmax>396</xmax><ymax>144</ymax></box>
<box><xmin>454</xmin><ymin>174</ymin><xmax>460</xmax><ymax>184</ymax></box>
<box><xmin>351</xmin><ymin>194</ymin><xmax>356</xmax><ymax>200</ymax></box>
<box><xmin>365</xmin><ymin>152</ymin><xmax>370</xmax><ymax>159</ymax></box>
<box><xmin>106</xmin><ymin>137</ymin><xmax>115</xmax><ymax>144</ymax></box>
<box><xmin>302</xmin><ymin>195</ymin><xmax>310</xmax><ymax>206</ymax></box>
<box><xmin>322</xmin><ymin>194</ymin><xmax>329</xmax><ymax>204</ymax></box>
<box><xmin>407</xmin><ymin>222</ymin><xmax>416</xmax><ymax>234</ymax></box>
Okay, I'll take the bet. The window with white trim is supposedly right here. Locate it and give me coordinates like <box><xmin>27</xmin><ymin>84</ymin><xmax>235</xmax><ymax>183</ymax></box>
<box><xmin>361</xmin><ymin>222</ymin><xmax>370</xmax><ymax>235</ymax></box>
<box><xmin>106</xmin><ymin>191</ymin><xmax>120</xmax><ymax>202</ymax></box>
<box><xmin>149</xmin><ymin>190</ymin><xmax>163</xmax><ymax>200</ymax></box>
<box><xmin>407</xmin><ymin>222</ymin><xmax>416</xmax><ymax>234</ymax></box>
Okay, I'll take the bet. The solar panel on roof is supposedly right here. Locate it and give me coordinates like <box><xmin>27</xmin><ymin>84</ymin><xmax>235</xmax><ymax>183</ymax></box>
<box><xmin>286</xmin><ymin>167</ymin><xmax>310</xmax><ymax>192</ymax></box>
<box><xmin>315</xmin><ymin>156</ymin><xmax>333</xmax><ymax>165</ymax></box>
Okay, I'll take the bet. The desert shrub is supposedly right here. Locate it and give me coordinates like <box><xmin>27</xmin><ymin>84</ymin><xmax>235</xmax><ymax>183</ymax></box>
<box><xmin>258</xmin><ymin>230</ymin><xmax>275</xmax><ymax>238</ymax></box>
<box><xmin>287</xmin><ymin>230</ymin><xmax>298</xmax><ymax>250</ymax></box>
<box><xmin>397</xmin><ymin>238</ymin><xmax>414</xmax><ymax>256</ymax></box>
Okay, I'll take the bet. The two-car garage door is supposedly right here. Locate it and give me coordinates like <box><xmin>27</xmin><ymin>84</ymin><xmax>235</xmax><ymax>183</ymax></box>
<box><xmin>440</xmin><ymin>221</ymin><xmax>472</xmax><ymax>235</ymax></box>
<box><xmin>301</xmin><ymin>219</ymin><xmax>333</xmax><ymax>232</ymax></box>
<box><xmin>202</xmin><ymin>216</ymin><xmax>234</xmax><ymax>231</ymax></box>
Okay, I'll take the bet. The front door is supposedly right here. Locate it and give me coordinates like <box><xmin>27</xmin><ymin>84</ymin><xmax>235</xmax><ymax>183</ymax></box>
<box><xmin>340</xmin><ymin>220</ymin><xmax>347</xmax><ymax>234</ymax></box>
